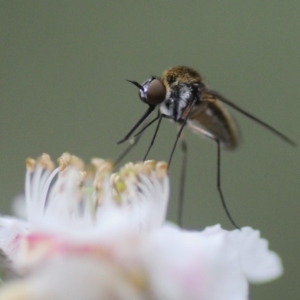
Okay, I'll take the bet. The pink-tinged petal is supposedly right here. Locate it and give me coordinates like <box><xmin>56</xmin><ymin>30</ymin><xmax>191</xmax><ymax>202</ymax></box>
<box><xmin>142</xmin><ymin>225</ymin><xmax>248</xmax><ymax>300</ymax></box>
<box><xmin>0</xmin><ymin>217</ymin><xmax>28</xmax><ymax>264</ymax></box>
<box><xmin>0</xmin><ymin>256</ymin><xmax>150</xmax><ymax>300</ymax></box>
<box><xmin>0</xmin><ymin>152</ymin><xmax>283</xmax><ymax>299</ymax></box>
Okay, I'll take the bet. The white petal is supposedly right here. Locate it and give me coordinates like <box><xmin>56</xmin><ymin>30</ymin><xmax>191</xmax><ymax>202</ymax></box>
<box><xmin>0</xmin><ymin>256</ymin><xmax>149</xmax><ymax>300</ymax></box>
<box><xmin>96</xmin><ymin>167</ymin><xmax>169</xmax><ymax>234</ymax></box>
<box><xmin>143</xmin><ymin>225</ymin><xmax>248</xmax><ymax>300</ymax></box>
<box><xmin>202</xmin><ymin>225</ymin><xmax>283</xmax><ymax>283</ymax></box>
<box><xmin>0</xmin><ymin>249</ymin><xmax>17</xmax><ymax>279</ymax></box>
<box><xmin>226</xmin><ymin>227</ymin><xmax>283</xmax><ymax>283</ymax></box>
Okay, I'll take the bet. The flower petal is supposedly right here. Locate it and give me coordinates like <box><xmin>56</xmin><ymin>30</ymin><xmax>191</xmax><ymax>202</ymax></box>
<box><xmin>0</xmin><ymin>217</ymin><xmax>28</xmax><ymax>265</ymax></box>
<box><xmin>202</xmin><ymin>225</ymin><xmax>283</xmax><ymax>283</ymax></box>
<box><xmin>226</xmin><ymin>227</ymin><xmax>283</xmax><ymax>283</ymax></box>
<box><xmin>143</xmin><ymin>225</ymin><xmax>248</xmax><ymax>300</ymax></box>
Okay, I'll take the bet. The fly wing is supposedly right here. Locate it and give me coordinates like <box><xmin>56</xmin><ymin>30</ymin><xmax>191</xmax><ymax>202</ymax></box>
<box><xmin>186</xmin><ymin>92</ymin><xmax>239</xmax><ymax>150</ymax></box>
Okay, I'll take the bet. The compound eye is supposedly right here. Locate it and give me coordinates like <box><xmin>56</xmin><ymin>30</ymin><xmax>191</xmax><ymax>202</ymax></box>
<box><xmin>146</xmin><ymin>79</ymin><xmax>166</xmax><ymax>105</ymax></box>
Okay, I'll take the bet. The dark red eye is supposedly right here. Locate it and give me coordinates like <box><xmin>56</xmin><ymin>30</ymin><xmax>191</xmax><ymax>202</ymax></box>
<box><xmin>147</xmin><ymin>79</ymin><xmax>166</xmax><ymax>105</ymax></box>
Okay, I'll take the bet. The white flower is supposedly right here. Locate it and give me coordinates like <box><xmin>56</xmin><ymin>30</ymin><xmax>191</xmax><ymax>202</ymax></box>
<box><xmin>0</xmin><ymin>153</ymin><xmax>283</xmax><ymax>300</ymax></box>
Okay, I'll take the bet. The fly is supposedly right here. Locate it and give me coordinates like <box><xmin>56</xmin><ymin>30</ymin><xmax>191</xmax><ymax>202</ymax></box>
<box><xmin>117</xmin><ymin>66</ymin><xmax>296</xmax><ymax>228</ymax></box>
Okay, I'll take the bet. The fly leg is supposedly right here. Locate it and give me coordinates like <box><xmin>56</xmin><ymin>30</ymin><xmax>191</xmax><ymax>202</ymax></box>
<box><xmin>115</xmin><ymin>110</ymin><xmax>160</xmax><ymax>167</ymax></box>
<box><xmin>215</xmin><ymin>139</ymin><xmax>240</xmax><ymax>229</ymax></box>
<box><xmin>177</xmin><ymin>130</ymin><xmax>188</xmax><ymax>227</ymax></box>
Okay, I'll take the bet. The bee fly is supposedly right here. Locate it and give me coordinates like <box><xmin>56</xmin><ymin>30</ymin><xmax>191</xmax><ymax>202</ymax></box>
<box><xmin>117</xmin><ymin>66</ymin><xmax>296</xmax><ymax>228</ymax></box>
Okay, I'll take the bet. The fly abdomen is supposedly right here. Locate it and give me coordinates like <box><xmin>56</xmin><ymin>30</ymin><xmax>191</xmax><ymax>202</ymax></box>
<box><xmin>187</xmin><ymin>99</ymin><xmax>239</xmax><ymax>150</ymax></box>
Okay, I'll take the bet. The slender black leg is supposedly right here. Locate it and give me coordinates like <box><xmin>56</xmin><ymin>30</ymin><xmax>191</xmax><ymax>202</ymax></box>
<box><xmin>115</xmin><ymin>111</ymin><xmax>160</xmax><ymax>167</ymax></box>
<box><xmin>143</xmin><ymin>114</ymin><xmax>164</xmax><ymax>161</ymax></box>
<box><xmin>177</xmin><ymin>134</ymin><xmax>188</xmax><ymax>227</ymax></box>
<box><xmin>134</xmin><ymin>112</ymin><xmax>160</xmax><ymax>137</ymax></box>
<box><xmin>115</xmin><ymin>135</ymin><xmax>142</xmax><ymax>167</ymax></box>
<box><xmin>216</xmin><ymin>139</ymin><xmax>240</xmax><ymax>229</ymax></box>
<box><xmin>168</xmin><ymin>99</ymin><xmax>196</xmax><ymax>168</ymax></box>
<box><xmin>117</xmin><ymin>105</ymin><xmax>155</xmax><ymax>144</ymax></box>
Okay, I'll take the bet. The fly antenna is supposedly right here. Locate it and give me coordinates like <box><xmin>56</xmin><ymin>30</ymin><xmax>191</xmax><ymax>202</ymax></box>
<box><xmin>126</xmin><ymin>80</ymin><xmax>144</xmax><ymax>90</ymax></box>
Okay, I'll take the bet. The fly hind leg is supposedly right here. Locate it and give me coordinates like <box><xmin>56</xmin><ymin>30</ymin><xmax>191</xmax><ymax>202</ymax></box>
<box><xmin>177</xmin><ymin>130</ymin><xmax>188</xmax><ymax>227</ymax></box>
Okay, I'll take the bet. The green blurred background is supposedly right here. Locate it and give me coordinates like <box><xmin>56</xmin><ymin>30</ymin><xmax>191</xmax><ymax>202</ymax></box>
<box><xmin>0</xmin><ymin>1</ymin><xmax>299</xmax><ymax>299</ymax></box>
